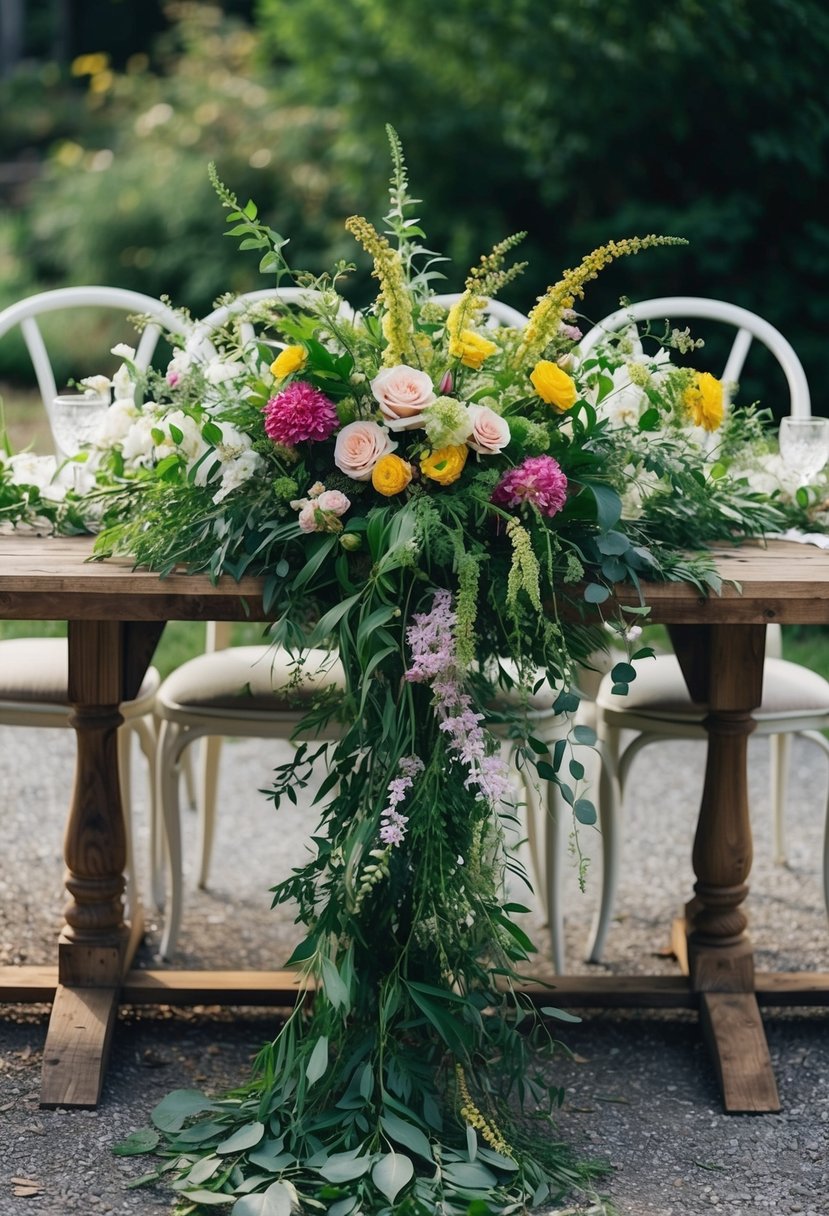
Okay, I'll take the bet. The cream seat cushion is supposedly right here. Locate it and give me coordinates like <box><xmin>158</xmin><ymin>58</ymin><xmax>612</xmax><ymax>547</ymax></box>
<box><xmin>0</xmin><ymin>637</ymin><xmax>158</xmax><ymax>710</ymax></box>
<box><xmin>597</xmin><ymin>654</ymin><xmax>829</xmax><ymax>722</ymax></box>
<box><xmin>156</xmin><ymin>646</ymin><xmax>347</xmax><ymax>716</ymax></box>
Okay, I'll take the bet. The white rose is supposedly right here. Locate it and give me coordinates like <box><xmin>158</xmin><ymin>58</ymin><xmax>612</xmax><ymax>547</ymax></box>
<box><xmin>8</xmin><ymin>453</ymin><xmax>58</xmax><ymax>489</ymax></box>
<box><xmin>97</xmin><ymin>398</ymin><xmax>139</xmax><ymax>447</ymax></box>
<box><xmin>466</xmin><ymin>404</ymin><xmax>511</xmax><ymax>455</ymax></box>
<box><xmin>334</xmin><ymin>421</ymin><xmax>396</xmax><ymax>480</ymax></box>
<box><xmin>370</xmin><ymin>364</ymin><xmax>436</xmax><ymax>431</ymax></box>
<box><xmin>205</xmin><ymin>359</ymin><xmax>248</xmax><ymax>385</ymax></box>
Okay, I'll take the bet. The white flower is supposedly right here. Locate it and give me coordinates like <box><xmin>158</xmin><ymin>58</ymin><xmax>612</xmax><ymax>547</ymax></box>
<box><xmin>78</xmin><ymin>375</ymin><xmax>112</xmax><ymax>402</ymax></box>
<box><xmin>112</xmin><ymin>363</ymin><xmax>135</xmax><ymax>404</ymax></box>
<box><xmin>121</xmin><ymin>415</ymin><xmax>159</xmax><ymax>467</ymax></box>
<box><xmin>205</xmin><ymin>359</ymin><xmax>248</xmax><ymax>385</ymax></box>
<box><xmin>110</xmin><ymin>343</ymin><xmax>136</xmax><ymax>361</ymax></box>
<box><xmin>97</xmin><ymin>398</ymin><xmax>139</xmax><ymax>447</ymax></box>
<box><xmin>212</xmin><ymin>449</ymin><xmax>263</xmax><ymax>504</ymax></box>
<box><xmin>8</xmin><ymin>453</ymin><xmax>59</xmax><ymax>489</ymax></box>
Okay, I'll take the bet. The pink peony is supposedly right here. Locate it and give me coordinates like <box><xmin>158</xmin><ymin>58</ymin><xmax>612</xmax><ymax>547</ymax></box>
<box><xmin>263</xmin><ymin>381</ymin><xmax>338</xmax><ymax>445</ymax></box>
<box><xmin>315</xmin><ymin>489</ymin><xmax>351</xmax><ymax>515</ymax></box>
<box><xmin>491</xmin><ymin>455</ymin><xmax>568</xmax><ymax>517</ymax></box>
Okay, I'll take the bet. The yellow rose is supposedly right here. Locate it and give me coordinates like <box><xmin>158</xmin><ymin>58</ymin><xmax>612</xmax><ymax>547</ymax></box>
<box><xmin>449</xmin><ymin>329</ymin><xmax>498</xmax><ymax>370</ymax></box>
<box><xmin>683</xmin><ymin>371</ymin><xmax>724</xmax><ymax>432</ymax></box>
<box><xmin>270</xmin><ymin>345</ymin><xmax>307</xmax><ymax>378</ymax></box>
<box><xmin>530</xmin><ymin>360</ymin><xmax>578</xmax><ymax>410</ymax></box>
<box><xmin>420</xmin><ymin>444</ymin><xmax>468</xmax><ymax>486</ymax></box>
<box><xmin>371</xmin><ymin>453</ymin><xmax>414</xmax><ymax>496</ymax></box>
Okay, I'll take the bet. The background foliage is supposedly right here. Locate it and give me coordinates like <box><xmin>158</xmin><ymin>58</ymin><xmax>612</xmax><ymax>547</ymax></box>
<box><xmin>1</xmin><ymin>0</ymin><xmax>828</xmax><ymax>412</ymax></box>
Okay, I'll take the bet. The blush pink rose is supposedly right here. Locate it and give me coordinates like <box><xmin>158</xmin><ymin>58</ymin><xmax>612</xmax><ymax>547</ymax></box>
<box><xmin>466</xmin><ymin>404</ymin><xmax>511</xmax><ymax>455</ymax></box>
<box><xmin>315</xmin><ymin>489</ymin><xmax>351</xmax><ymax>515</ymax></box>
<box><xmin>370</xmin><ymin>364</ymin><xmax>436</xmax><ymax>431</ymax></box>
<box><xmin>334</xmin><ymin>420</ymin><xmax>397</xmax><ymax>480</ymax></box>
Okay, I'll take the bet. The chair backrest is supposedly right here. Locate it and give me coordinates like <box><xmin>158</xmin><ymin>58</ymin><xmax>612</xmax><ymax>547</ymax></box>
<box><xmin>187</xmin><ymin>287</ymin><xmax>358</xmax><ymax>363</ymax></box>
<box><xmin>0</xmin><ymin>287</ymin><xmax>194</xmax><ymax>457</ymax></box>
<box><xmin>431</xmin><ymin>293</ymin><xmax>528</xmax><ymax>331</ymax></box>
<box><xmin>578</xmin><ymin>296</ymin><xmax>810</xmax><ymax>417</ymax></box>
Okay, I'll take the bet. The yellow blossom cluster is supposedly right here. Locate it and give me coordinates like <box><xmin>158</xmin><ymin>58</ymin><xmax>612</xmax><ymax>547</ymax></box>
<box><xmin>345</xmin><ymin>215</ymin><xmax>415</xmax><ymax>367</ymax></box>
<box><xmin>516</xmin><ymin>235</ymin><xmax>686</xmax><ymax>367</ymax></box>
<box><xmin>455</xmin><ymin>1065</ymin><xmax>512</xmax><ymax>1157</ymax></box>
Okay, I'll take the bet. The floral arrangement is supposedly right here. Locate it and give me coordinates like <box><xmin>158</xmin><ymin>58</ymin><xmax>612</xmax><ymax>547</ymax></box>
<box><xmin>3</xmin><ymin>130</ymin><xmax>825</xmax><ymax>1216</ymax></box>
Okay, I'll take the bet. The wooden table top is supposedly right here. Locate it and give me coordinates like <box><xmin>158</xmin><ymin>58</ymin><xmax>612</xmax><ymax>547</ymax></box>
<box><xmin>1</xmin><ymin>533</ymin><xmax>829</xmax><ymax>624</ymax></box>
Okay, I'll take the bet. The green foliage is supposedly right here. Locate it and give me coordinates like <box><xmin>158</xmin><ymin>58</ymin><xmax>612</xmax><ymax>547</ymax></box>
<box><xmin>256</xmin><ymin>0</ymin><xmax>829</xmax><ymax>410</ymax></box>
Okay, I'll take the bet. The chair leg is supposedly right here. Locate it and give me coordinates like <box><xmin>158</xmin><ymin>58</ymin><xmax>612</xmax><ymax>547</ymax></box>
<box><xmin>117</xmin><ymin>727</ymin><xmax>138</xmax><ymax>922</ymax></box>
<box><xmin>586</xmin><ymin>721</ymin><xmax>622</xmax><ymax>964</ymax></box>
<box><xmin>180</xmin><ymin>745</ymin><xmax>197</xmax><ymax>811</ymax></box>
<box><xmin>542</xmin><ymin>777</ymin><xmax>568</xmax><ymax>973</ymax></box>
<box><xmin>130</xmin><ymin>715</ymin><xmax>159</xmax><ymax>910</ymax></box>
<box><xmin>197</xmin><ymin>735</ymin><xmax>223</xmax><ymax>889</ymax></box>
<box><xmin>769</xmin><ymin>733</ymin><xmax>790</xmax><ymax>865</ymax></box>
<box><xmin>156</xmin><ymin>718</ymin><xmax>186</xmax><ymax>961</ymax></box>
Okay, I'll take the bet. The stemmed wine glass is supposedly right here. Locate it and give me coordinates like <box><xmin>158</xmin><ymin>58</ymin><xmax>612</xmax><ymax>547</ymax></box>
<box><xmin>778</xmin><ymin>417</ymin><xmax>829</xmax><ymax>483</ymax></box>
<box><xmin>50</xmin><ymin>390</ymin><xmax>110</xmax><ymax>459</ymax></box>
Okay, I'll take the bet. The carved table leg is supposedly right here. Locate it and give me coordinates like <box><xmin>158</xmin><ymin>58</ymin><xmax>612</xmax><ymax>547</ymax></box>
<box><xmin>40</xmin><ymin>619</ymin><xmax>162</xmax><ymax>1109</ymax></box>
<box><xmin>671</xmin><ymin>622</ymin><xmax>780</xmax><ymax>1113</ymax></box>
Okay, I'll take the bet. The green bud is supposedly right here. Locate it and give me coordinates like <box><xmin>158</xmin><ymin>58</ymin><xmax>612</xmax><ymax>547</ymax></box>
<box><xmin>339</xmin><ymin>532</ymin><xmax>362</xmax><ymax>551</ymax></box>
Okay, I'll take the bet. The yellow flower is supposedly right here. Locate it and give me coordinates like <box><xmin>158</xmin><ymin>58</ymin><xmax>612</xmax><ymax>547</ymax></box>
<box><xmin>270</xmin><ymin>346</ymin><xmax>306</xmax><ymax>378</ymax></box>
<box><xmin>683</xmin><ymin>371</ymin><xmax>724</xmax><ymax>431</ymax></box>
<box><xmin>450</xmin><ymin>329</ymin><xmax>498</xmax><ymax>370</ymax></box>
<box><xmin>420</xmin><ymin>444</ymin><xmax>468</xmax><ymax>486</ymax></box>
<box><xmin>530</xmin><ymin>360</ymin><xmax>578</xmax><ymax>410</ymax></box>
<box><xmin>372</xmin><ymin>454</ymin><xmax>414</xmax><ymax>496</ymax></box>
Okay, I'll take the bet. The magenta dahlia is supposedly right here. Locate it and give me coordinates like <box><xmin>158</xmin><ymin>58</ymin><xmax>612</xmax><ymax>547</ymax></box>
<box><xmin>263</xmin><ymin>381</ymin><xmax>339</xmax><ymax>445</ymax></box>
<box><xmin>491</xmin><ymin>454</ymin><xmax>568</xmax><ymax>517</ymax></box>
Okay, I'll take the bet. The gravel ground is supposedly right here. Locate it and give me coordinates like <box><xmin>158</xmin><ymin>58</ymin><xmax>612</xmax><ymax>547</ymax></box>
<box><xmin>1</xmin><ymin>724</ymin><xmax>828</xmax><ymax>1216</ymax></box>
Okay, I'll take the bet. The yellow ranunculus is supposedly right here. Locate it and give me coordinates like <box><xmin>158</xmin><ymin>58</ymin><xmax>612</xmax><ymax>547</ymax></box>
<box><xmin>372</xmin><ymin>453</ymin><xmax>414</xmax><ymax>496</ymax></box>
<box><xmin>420</xmin><ymin>444</ymin><xmax>468</xmax><ymax>486</ymax></box>
<box><xmin>530</xmin><ymin>360</ymin><xmax>578</xmax><ymax>410</ymax></box>
<box><xmin>270</xmin><ymin>345</ymin><xmax>307</xmax><ymax>378</ymax></box>
<box><xmin>449</xmin><ymin>329</ymin><xmax>498</xmax><ymax>370</ymax></box>
<box><xmin>683</xmin><ymin>371</ymin><xmax>724</xmax><ymax>431</ymax></box>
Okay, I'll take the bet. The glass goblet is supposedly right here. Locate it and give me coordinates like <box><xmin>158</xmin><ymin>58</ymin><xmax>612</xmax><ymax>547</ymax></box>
<box><xmin>778</xmin><ymin>417</ymin><xmax>829</xmax><ymax>482</ymax></box>
<box><xmin>50</xmin><ymin>391</ymin><xmax>110</xmax><ymax>457</ymax></box>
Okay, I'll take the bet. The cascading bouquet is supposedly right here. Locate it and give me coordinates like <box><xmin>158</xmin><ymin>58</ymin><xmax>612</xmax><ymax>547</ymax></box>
<box><xmin>49</xmin><ymin>128</ymin><xmax>821</xmax><ymax>1214</ymax></box>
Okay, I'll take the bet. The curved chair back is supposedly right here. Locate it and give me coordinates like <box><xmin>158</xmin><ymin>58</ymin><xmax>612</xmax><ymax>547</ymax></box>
<box><xmin>578</xmin><ymin>296</ymin><xmax>810</xmax><ymax>416</ymax></box>
<box><xmin>188</xmin><ymin>287</ymin><xmax>358</xmax><ymax>363</ymax></box>
<box><xmin>0</xmin><ymin>287</ymin><xmax>194</xmax><ymax>457</ymax></box>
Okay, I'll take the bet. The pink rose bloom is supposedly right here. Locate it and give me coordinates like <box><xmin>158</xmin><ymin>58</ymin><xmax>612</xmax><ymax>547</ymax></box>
<box><xmin>297</xmin><ymin>503</ymin><xmax>320</xmax><ymax>533</ymax></box>
<box><xmin>371</xmin><ymin>364</ymin><xmax>436</xmax><ymax>431</ymax></box>
<box><xmin>334</xmin><ymin>420</ymin><xmax>397</xmax><ymax>480</ymax></box>
<box><xmin>264</xmin><ymin>381</ymin><xmax>338</xmax><ymax>445</ymax></box>
<box><xmin>491</xmin><ymin>455</ymin><xmax>568</xmax><ymax>517</ymax></box>
<box><xmin>315</xmin><ymin>489</ymin><xmax>351</xmax><ymax>515</ymax></box>
<box><xmin>467</xmin><ymin>404</ymin><xmax>511</xmax><ymax>455</ymax></box>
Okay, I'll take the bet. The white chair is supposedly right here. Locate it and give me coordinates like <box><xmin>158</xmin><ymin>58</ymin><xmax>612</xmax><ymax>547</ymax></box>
<box><xmin>0</xmin><ymin>287</ymin><xmax>194</xmax><ymax>915</ymax></box>
<box><xmin>575</xmin><ymin>297</ymin><xmax>829</xmax><ymax>962</ymax></box>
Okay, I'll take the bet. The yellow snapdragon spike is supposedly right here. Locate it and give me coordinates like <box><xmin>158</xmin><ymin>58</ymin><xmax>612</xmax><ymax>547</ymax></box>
<box><xmin>345</xmin><ymin>215</ymin><xmax>416</xmax><ymax>367</ymax></box>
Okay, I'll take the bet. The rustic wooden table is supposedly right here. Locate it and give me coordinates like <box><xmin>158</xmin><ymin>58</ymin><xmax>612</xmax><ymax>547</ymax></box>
<box><xmin>1</xmin><ymin>534</ymin><xmax>828</xmax><ymax>1112</ymax></box>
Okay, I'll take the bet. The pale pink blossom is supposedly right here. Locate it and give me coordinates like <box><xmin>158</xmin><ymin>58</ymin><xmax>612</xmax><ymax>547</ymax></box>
<box><xmin>315</xmin><ymin>489</ymin><xmax>351</xmax><ymax>515</ymax></box>
<box><xmin>370</xmin><ymin>364</ymin><xmax>436</xmax><ymax>431</ymax></box>
<box><xmin>466</xmin><ymin>404</ymin><xmax>511</xmax><ymax>455</ymax></box>
<box><xmin>334</xmin><ymin>420</ymin><xmax>396</xmax><ymax>481</ymax></box>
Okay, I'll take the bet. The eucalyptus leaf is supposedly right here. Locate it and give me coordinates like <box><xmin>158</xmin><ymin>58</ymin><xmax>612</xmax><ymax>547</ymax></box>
<box><xmin>371</xmin><ymin>1151</ymin><xmax>414</xmax><ymax>1204</ymax></box>
<box><xmin>232</xmin><ymin>1180</ymin><xmax>294</xmax><ymax>1216</ymax></box>
<box><xmin>380</xmin><ymin>1111</ymin><xmax>434</xmax><ymax>1161</ymax></box>
<box><xmin>305</xmin><ymin>1036</ymin><xmax>329</xmax><ymax>1086</ymax></box>
<box><xmin>151</xmin><ymin>1089</ymin><xmax>214</xmax><ymax>1133</ymax></box>
<box><xmin>112</xmin><ymin>1128</ymin><xmax>160</xmax><ymax>1156</ymax></box>
<box><xmin>217</xmin><ymin>1121</ymin><xmax>265</xmax><ymax>1155</ymax></box>
<box><xmin>318</xmin><ymin>1152</ymin><xmax>372</xmax><ymax>1182</ymax></box>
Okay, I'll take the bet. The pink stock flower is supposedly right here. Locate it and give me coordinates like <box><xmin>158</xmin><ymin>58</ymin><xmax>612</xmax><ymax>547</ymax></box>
<box><xmin>263</xmin><ymin>381</ymin><xmax>338</xmax><ymax>445</ymax></box>
<box><xmin>491</xmin><ymin>455</ymin><xmax>568</xmax><ymax>517</ymax></box>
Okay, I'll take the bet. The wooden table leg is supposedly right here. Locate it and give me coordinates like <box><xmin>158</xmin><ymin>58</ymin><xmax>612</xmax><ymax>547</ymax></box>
<box><xmin>672</xmin><ymin>622</ymin><xmax>780</xmax><ymax>1113</ymax></box>
<box><xmin>40</xmin><ymin>620</ymin><xmax>161</xmax><ymax>1109</ymax></box>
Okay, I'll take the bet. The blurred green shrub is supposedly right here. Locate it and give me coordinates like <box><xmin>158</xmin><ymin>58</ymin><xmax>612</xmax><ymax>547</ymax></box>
<box><xmin>1</xmin><ymin>4</ymin><xmax>357</xmax><ymax>383</ymax></box>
